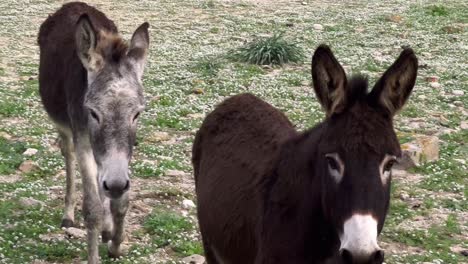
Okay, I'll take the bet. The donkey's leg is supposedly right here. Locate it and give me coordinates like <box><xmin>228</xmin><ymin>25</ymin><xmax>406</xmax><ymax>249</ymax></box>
<box><xmin>58</xmin><ymin>128</ymin><xmax>77</xmax><ymax>228</ymax></box>
<box><xmin>101</xmin><ymin>196</ymin><xmax>114</xmax><ymax>243</ymax></box>
<box><xmin>108</xmin><ymin>193</ymin><xmax>129</xmax><ymax>258</ymax></box>
<box><xmin>75</xmin><ymin>135</ymin><xmax>102</xmax><ymax>264</ymax></box>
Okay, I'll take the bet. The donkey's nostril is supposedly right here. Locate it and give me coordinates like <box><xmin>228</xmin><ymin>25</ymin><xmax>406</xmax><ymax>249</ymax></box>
<box><xmin>123</xmin><ymin>180</ymin><xmax>130</xmax><ymax>191</ymax></box>
<box><xmin>372</xmin><ymin>250</ymin><xmax>385</xmax><ymax>263</ymax></box>
<box><xmin>103</xmin><ymin>181</ymin><xmax>110</xmax><ymax>191</ymax></box>
<box><xmin>340</xmin><ymin>249</ymin><xmax>353</xmax><ymax>264</ymax></box>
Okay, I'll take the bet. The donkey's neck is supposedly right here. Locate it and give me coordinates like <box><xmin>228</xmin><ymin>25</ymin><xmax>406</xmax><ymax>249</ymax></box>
<box><xmin>258</xmin><ymin>127</ymin><xmax>340</xmax><ymax>261</ymax></box>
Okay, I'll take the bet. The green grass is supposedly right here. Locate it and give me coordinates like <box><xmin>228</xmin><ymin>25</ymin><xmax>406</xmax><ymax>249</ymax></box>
<box><xmin>0</xmin><ymin>137</ymin><xmax>26</xmax><ymax>174</ymax></box>
<box><xmin>427</xmin><ymin>5</ymin><xmax>450</xmax><ymax>16</ymax></box>
<box><xmin>144</xmin><ymin>208</ymin><xmax>202</xmax><ymax>256</ymax></box>
<box><xmin>231</xmin><ymin>33</ymin><xmax>305</xmax><ymax>65</ymax></box>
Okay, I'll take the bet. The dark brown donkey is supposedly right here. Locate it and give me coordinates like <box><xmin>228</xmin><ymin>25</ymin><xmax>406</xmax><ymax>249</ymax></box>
<box><xmin>193</xmin><ymin>45</ymin><xmax>418</xmax><ymax>264</ymax></box>
<box><xmin>38</xmin><ymin>2</ymin><xmax>149</xmax><ymax>263</ymax></box>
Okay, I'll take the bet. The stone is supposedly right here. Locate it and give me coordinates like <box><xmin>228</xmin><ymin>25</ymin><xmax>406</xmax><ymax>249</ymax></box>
<box><xmin>399</xmin><ymin>192</ymin><xmax>410</xmax><ymax>201</ymax></box>
<box><xmin>148</xmin><ymin>131</ymin><xmax>171</xmax><ymax>142</ymax></box>
<box><xmin>461</xmin><ymin>121</ymin><xmax>468</xmax><ymax>130</ymax></box>
<box><xmin>19</xmin><ymin>160</ymin><xmax>40</xmax><ymax>173</ymax></box>
<box><xmin>182</xmin><ymin>199</ymin><xmax>196</xmax><ymax>209</ymax></box>
<box><xmin>313</xmin><ymin>24</ymin><xmax>323</xmax><ymax>31</ymax></box>
<box><xmin>452</xmin><ymin>90</ymin><xmax>464</xmax><ymax>96</ymax></box>
<box><xmin>399</xmin><ymin>136</ymin><xmax>439</xmax><ymax>169</ymax></box>
<box><xmin>165</xmin><ymin>169</ymin><xmax>186</xmax><ymax>177</ymax></box>
<box><xmin>39</xmin><ymin>233</ymin><xmax>65</xmax><ymax>242</ymax></box>
<box><xmin>429</xmin><ymin>82</ymin><xmax>441</xmax><ymax>89</ymax></box>
<box><xmin>181</xmin><ymin>254</ymin><xmax>205</xmax><ymax>264</ymax></box>
<box><xmin>23</xmin><ymin>148</ymin><xmax>38</xmax><ymax>156</ymax></box>
<box><xmin>64</xmin><ymin>227</ymin><xmax>86</xmax><ymax>239</ymax></box>
<box><xmin>192</xmin><ymin>88</ymin><xmax>204</xmax><ymax>94</ymax></box>
<box><xmin>19</xmin><ymin>197</ymin><xmax>45</xmax><ymax>207</ymax></box>
<box><xmin>0</xmin><ymin>131</ymin><xmax>12</xmax><ymax>140</ymax></box>
<box><xmin>187</xmin><ymin>113</ymin><xmax>205</xmax><ymax>119</ymax></box>
<box><xmin>386</xmin><ymin>14</ymin><xmax>402</xmax><ymax>23</ymax></box>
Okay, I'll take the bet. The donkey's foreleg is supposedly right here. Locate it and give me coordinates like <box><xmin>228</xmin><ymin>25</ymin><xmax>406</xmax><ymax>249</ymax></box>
<box><xmin>108</xmin><ymin>193</ymin><xmax>129</xmax><ymax>258</ymax></box>
<box><xmin>101</xmin><ymin>196</ymin><xmax>113</xmax><ymax>243</ymax></box>
<box><xmin>58</xmin><ymin>130</ymin><xmax>77</xmax><ymax>228</ymax></box>
<box><xmin>76</xmin><ymin>140</ymin><xmax>102</xmax><ymax>264</ymax></box>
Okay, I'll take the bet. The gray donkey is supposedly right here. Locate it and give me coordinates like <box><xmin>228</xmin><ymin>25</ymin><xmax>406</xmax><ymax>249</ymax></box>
<box><xmin>38</xmin><ymin>2</ymin><xmax>149</xmax><ymax>263</ymax></box>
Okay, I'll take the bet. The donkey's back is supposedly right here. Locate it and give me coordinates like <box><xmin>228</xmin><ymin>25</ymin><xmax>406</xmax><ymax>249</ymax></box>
<box><xmin>193</xmin><ymin>93</ymin><xmax>296</xmax><ymax>263</ymax></box>
<box><xmin>38</xmin><ymin>2</ymin><xmax>117</xmax><ymax>125</ymax></box>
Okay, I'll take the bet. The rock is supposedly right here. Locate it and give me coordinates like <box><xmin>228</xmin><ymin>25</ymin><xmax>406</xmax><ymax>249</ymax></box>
<box><xmin>187</xmin><ymin>113</ymin><xmax>205</xmax><ymax>119</ymax></box>
<box><xmin>192</xmin><ymin>88</ymin><xmax>204</xmax><ymax>94</ymax></box>
<box><xmin>182</xmin><ymin>254</ymin><xmax>205</xmax><ymax>264</ymax></box>
<box><xmin>313</xmin><ymin>24</ymin><xmax>323</xmax><ymax>31</ymax></box>
<box><xmin>0</xmin><ymin>131</ymin><xmax>12</xmax><ymax>140</ymax></box>
<box><xmin>429</xmin><ymin>82</ymin><xmax>441</xmax><ymax>89</ymax></box>
<box><xmin>19</xmin><ymin>160</ymin><xmax>40</xmax><ymax>173</ymax></box>
<box><xmin>386</xmin><ymin>14</ymin><xmax>402</xmax><ymax>23</ymax></box>
<box><xmin>461</xmin><ymin>121</ymin><xmax>468</xmax><ymax>130</ymax></box>
<box><xmin>64</xmin><ymin>227</ymin><xmax>86</xmax><ymax>239</ymax></box>
<box><xmin>23</xmin><ymin>148</ymin><xmax>38</xmax><ymax>156</ymax></box>
<box><xmin>452</xmin><ymin>90</ymin><xmax>464</xmax><ymax>96</ymax></box>
<box><xmin>165</xmin><ymin>169</ymin><xmax>186</xmax><ymax>177</ymax></box>
<box><xmin>148</xmin><ymin>131</ymin><xmax>171</xmax><ymax>142</ymax></box>
<box><xmin>39</xmin><ymin>233</ymin><xmax>65</xmax><ymax>242</ymax></box>
<box><xmin>399</xmin><ymin>192</ymin><xmax>410</xmax><ymax>201</ymax></box>
<box><xmin>301</xmin><ymin>1</ymin><xmax>307</xmax><ymax>5</ymax></box>
<box><xmin>182</xmin><ymin>199</ymin><xmax>196</xmax><ymax>209</ymax></box>
<box><xmin>19</xmin><ymin>197</ymin><xmax>45</xmax><ymax>207</ymax></box>
<box><xmin>399</xmin><ymin>136</ymin><xmax>439</xmax><ymax>169</ymax></box>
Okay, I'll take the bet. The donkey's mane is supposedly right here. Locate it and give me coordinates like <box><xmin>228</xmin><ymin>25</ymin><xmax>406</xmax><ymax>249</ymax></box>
<box><xmin>96</xmin><ymin>31</ymin><xmax>129</xmax><ymax>64</ymax></box>
<box><xmin>346</xmin><ymin>75</ymin><xmax>369</xmax><ymax>106</ymax></box>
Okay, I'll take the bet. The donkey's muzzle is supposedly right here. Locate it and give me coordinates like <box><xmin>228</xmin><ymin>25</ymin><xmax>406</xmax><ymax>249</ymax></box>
<box><xmin>340</xmin><ymin>249</ymin><xmax>384</xmax><ymax>264</ymax></box>
<box><xmin>103</xmin><ymin>179</ymin><xmax>130</xmax><ymax>199</ymax></box>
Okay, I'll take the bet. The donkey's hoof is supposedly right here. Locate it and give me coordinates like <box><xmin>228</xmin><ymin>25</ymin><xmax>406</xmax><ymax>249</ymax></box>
<box><xmin>102</xmin><ymin>230</ymin><xmax>112</xmax><ymax>243</ymax></box>
<box><xmin>60</xmin><ymin>219</ymin><xmax>74</xmax><ymax>228</ymax></box>
<box><xmin>108</xmin><ymin>242</ymin><xmax>127</xmax><ymax>259</ymax></box>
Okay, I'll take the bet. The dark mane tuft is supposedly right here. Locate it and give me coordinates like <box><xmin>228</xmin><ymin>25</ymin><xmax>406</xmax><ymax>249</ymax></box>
<box><xmin>97</xmin><ymin>31</ymin><xmax>129</xmax><ymax>63</ymax></box>
<box><xmin>347</xmin><ymin>75</ymin><xmax>369</xmax><ymax>105</ymax></box>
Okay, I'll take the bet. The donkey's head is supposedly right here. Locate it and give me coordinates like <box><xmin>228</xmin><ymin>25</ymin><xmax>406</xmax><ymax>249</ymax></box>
<box><xmin>311</xmin><ymin>45</ymin><xmax>417</xmax><ymax>263</ymax></box>
<box><xmin>75</xmin><ymin>15</ymin><xmax>149</xmax><ymax>199</ymax></box>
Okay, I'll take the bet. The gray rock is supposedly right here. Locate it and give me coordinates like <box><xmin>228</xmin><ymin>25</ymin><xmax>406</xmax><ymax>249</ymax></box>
<box><xmin>182</xmin><ymin>199</ymin><xmax>196</xmax><ymax>209</ymax></box>
<box><xmin>22</xmin><ymin>148</ymin><xmax>38</xmax><ymax>156</ymax></box>
<box><xmin>461</xmin><ymin>121</ymin><xmax>468</xmax><ymax>130</ymax></box>
<box><xmin>19</xmin><ymin>197</ymin><xmax>45</xmax><ymax>207</ymax></box>
<box><xmin>398</xmin><ymin>135</ymin><xmax>439</xmax><ymax>169</ymax></box>
<box><xmin>165</xmin><ymin>169</ymin><xmax>186</xmax><ymax>177</ymax></box>
<box><xmin>313</xmin><ymin>24</ymin><xmax>323</xmax><ymax>31</ymax></box>
<box><xmin>64</xmin><ymin>227</ymin><xmax>86</xmax><ymax>239</ymax></box>
<box><xmin>181</xmin><ymin>254</ymin><xmax>205</xmax><ymax>264</ymax></box>
<box><xmin>452</xmin><ymin>90</ymin><xmax>464</xmax><ymax>96</ymax></box>
<box><xmin>19</xmin><ymin>160</ymin><xmax>40</xmax><ymax>173</ymax></box>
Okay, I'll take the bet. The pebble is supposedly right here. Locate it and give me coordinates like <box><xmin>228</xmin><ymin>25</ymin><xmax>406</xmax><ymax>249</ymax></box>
<box><xmin>19</xmin><ymin>197</ymin><xmax>45</xmax><ymax>207</ymax></box>
<box><xmin>429</xmin><ymin>82</ymin><xmax>441</xmax><ymax>89</ymax></box>
<box><xmin>461</xmin><ymin>121</ymin><xmax>468</xmax><ymax>130</ymax></box>
<box><xmin>452</xmin><ymin>90</ymin><xmax>464</xmax><ymax>96</ymax></box>
<box><xmin>19</xmin><ymin>160</ymin><xmax>40</xmax><ymax>173</ymax></box>
<box><xmin>23</xmin><ymin>148</ymin><xmax>38</xmax><ymax>156</ymax></box>
<box><xmin>182</xmin><ymin>199</ymin><xmax>196</xmax><ymax>209</ymax></box>
<box><xmin>181</xmin><ymin>254</ymin><xmax>205</xmax><ymax>264</ymax></box>
<box><xmin>148</xmin><ymin>131</ymin><xmax>171</xmax><ymax>142</ymax></box>
<box><xmin>192</xmin><ymin>88</ymin><xmax>204</xmax><ymax>94</ymax></box>
<box><xmin>64</xmin><ymin>227</ymin><xmax>86</xmax><ymax>239</ymax></box>
<box><xmin>313</xmin><ymin>24</ymin><xmax>323</xmax><ymax>31</ymax></box>
<box><xmin>165</xmin><ymin>169</ymin><xmax>186</xmax><ymax>177</ymax></box>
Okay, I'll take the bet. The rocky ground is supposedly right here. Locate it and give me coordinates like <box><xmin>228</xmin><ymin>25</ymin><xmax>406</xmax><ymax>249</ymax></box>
<box><xmin>0</xmin><ymin>0</ymin><xmax>466</xmax><ymax>263</ymax></box>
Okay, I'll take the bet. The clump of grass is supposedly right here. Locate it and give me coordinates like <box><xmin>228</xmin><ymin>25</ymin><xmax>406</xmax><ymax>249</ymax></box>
<box><xmin>231</xmin><ymin>33</ymin><xmax>304</xmax><ymax>65</ymax></box>
<box><xmin>427</xmin><ymin>5</ymin><xmax>449</xmax><ymax>16</ymax></box>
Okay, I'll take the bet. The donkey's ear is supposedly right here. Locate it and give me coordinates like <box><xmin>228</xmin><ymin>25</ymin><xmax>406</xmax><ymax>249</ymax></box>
<box><xmin>75</xmin><ymin>14</ymin><xmax>101</xmax><ymax>73</ymax></box>
<box><xmin>128</xmin><ymin>22</ymin><xmax>150</xmax><ymax>80</ymax></box>
<box><xmin>312</xmin><ymin>45</ymin><xmax>348</xmax><ymax>117</ymax></box>
<box><xmin>368</xmin><ymin>48</ymin><xmax>418</xmax><ymax>116</ymax></box>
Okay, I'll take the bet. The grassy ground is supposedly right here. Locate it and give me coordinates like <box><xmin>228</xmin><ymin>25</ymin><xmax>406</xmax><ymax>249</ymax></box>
<box><xmin>0</xmin><ymin>0</ymin><xmax>466</xmax><ymax>263</ymax></box>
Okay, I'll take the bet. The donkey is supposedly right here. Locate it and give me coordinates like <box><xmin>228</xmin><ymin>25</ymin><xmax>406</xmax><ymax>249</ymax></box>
<box><xmin>193</xmin><ymin>45</ymin><xmax>418</xmax><ymax>264</ymax></box>
<box><xmin>38</xmin><ymin>2</ymin><xmax>149</xmax><ymax>263</ymax></box>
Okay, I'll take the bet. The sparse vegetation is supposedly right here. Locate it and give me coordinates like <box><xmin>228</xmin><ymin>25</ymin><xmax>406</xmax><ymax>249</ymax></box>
<box><xmin>0</xmin><ymin>0</ymin><xmax>466</xmax><ymax>263</ymax></box>
<box><xmin>231</xmin><ymin>33</ymin><xmax>305</xmax><ymax>65</ymax></box>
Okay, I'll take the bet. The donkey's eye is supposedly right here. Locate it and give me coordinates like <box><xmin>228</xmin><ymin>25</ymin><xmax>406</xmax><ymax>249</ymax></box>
<box><xmin>326</xmin><ymin>156</ymin><xmax>339</xmax><ymax>171</ymax></box>
<box><xmin>384</xmin><ymin>160</ymin><xmax>396</xmax><ymax>172</ymax></box>
<box><xmin>133</xmin><ymin>112</ymin><xmax>140</xmax><ymax>122</ymax></box>
<box><xmin>89</xmin><ymin>109</ymin><xmax>100</xmax><ymax>123</ymax></box>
